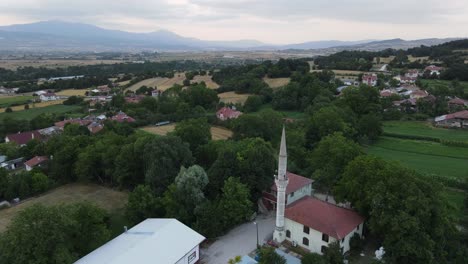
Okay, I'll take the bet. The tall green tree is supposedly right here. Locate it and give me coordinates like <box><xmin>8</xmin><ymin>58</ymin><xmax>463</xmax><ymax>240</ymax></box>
<box><xmin>258</xmin><ymin>247</ymin><xmax>286</xmax><ymax>264</ymax></box>
<box><xmin>173</xmin><ymin>118</ymin><xmax>211</xmax><ymax>152</ymax></box>
<box><xmin>125</xmin><ymin>185</ymin><xmax>161</xmax><ymax>225</ymax></box>
<box><xmin>218</xmin><ymin>177</ymin><xmax>253</xmax><ymax>227</ymax></box>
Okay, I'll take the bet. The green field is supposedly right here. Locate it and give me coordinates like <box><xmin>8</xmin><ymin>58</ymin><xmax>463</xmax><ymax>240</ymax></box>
<box><xmin>368</xmin><ymin>137</ymin><xmax>468</xmax><ymax>179</ymax></box>
<box><xmin>384</xmin><ymin>121</ymin><xmax>468</xmax><ymax>142</ymax></box>
<box><xmin>0</xmin><ymin>96</ymin><xmax>34</xmax><ymax>108</ymax></box>
<box><xmin>420</xmin><ymin>79</ymin><xmax>468</xmax><ymax>94</ymax></box>
<box><xmin>0</xmin><ymin>104</ymin><xmax>81</xmax><ymax>121</ymax></box>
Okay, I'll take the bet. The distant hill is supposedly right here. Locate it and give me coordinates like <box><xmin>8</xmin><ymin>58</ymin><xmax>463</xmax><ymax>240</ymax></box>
<box><xmin>0</xmin><ymin>21</ymin><xmax>462</xmax><ymax>52</ymax></box>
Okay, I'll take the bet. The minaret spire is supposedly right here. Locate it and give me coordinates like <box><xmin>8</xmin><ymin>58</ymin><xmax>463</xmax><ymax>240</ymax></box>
<box><xmin>273</xmin><ymin>126</ymin><xmax>289</xmax><ymax>244</ymax></box>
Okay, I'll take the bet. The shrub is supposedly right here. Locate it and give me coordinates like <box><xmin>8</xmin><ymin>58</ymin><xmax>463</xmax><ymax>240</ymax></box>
<box><xmin>24</xmin><ymin>104</ymin><xmax>30</xmax><ymax>110</ymax></box>
<box><xmin>5</xmin><ymin>107</ymin><xmax>12</xmax><ymax>113</ymax></box>
<box><xmin>349</xmin><ymin>233</ymin><xmax>364</xmax><ymax>252</ymax></box>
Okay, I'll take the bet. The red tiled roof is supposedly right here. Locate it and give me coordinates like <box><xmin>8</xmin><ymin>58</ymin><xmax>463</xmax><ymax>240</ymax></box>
<box><xmin>24</xmin><ymin>156</ymin><xmax>48</xmax><ymax>167</ymax></box>
<box><xmin>271</xmin><ymin>172</ymin><xmax>314</xmax><ymax>195</ymax></box>
<box><xmin>380</xmin><ymin>90</ymin><xmax>393</xmax><ymax>97</ymax></box>
<box><xmin>111</xmin><ymin>112</ymin><xmax>135</xmax><ymax>123</ymax></box>
<box><xmin>55</xmin><ymin>119</ymin><xmax>92</xmax><ymax>128</ymax></box>
<box><xmin>88</xmin><ymin>123</ymin><xmax>104</xmax><ymax>134</ymax></box>
<box><xmin>6</xmin><ymin>131</ymin><xmax>42</xmax><ymax>145</ymax></box>
<box><xmin>448</xmin><ymin>98</ymin><xmax>467</xmax><ymax>105</ymax></box>
<box><xmin>425</xmin><ymin>65</ymin><xmax>443</xmax><ymax>71</ymax></box>
<box><xmin>285</xmin><ymin>196</ymin><xmax>364</xmax><ymax>239</ymax></box>
<box><xmin>446</xmin><ymin>110</ymin><xmax>468</xmax><ymax>120</ymax></box>
<box><xmin>216</xmin><ymin>107</ymin><xmax>242</xmax><ymax>119</ymax></box>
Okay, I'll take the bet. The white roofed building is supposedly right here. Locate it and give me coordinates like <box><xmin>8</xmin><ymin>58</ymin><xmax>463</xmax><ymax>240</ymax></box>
<box><xmin>75</xmin><ymin>218</ymin><xmax>205</xmax><ymax>264</ymax></box>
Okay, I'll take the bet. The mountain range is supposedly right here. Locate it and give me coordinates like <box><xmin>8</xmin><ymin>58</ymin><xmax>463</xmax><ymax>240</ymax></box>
<box><xmin>0</xmin><ymin>21</ymin><xmax>461</xmax><ymax>52</ymax></box>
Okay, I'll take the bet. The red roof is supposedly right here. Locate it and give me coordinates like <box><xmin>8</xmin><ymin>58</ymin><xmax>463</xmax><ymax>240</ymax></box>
<box><xmin>285</xmin><ymin>196</ymin><xmax>365</xmax><ymax>239</ymax></box>
<box><xmin>271</xmin><ymin>172</ymin><xmax>314</xmax><ymax>195</ymax></box>
<box><xmin>448</xmin><ymin>98</ymin><xmax>467</xmax><ymax>105</ymax></box>
<box><xmin>216</xmin><ymin>107</ymin><xmax>242</xmax><ymax>120</ymax></box>
<box><xmin>55</xmin><ymin>119</ymin><xmax>92</xmax><ymax>128</ymax></box>
<box><xmin>362</xmin><ymin>74</ymin><xmax>377</xmax><ymax>81</ymax></box>
<box><xmin>6</xmin><ymin>131</ymin><xmax>42</xmax><ymax>145</ymax></box>
<box><xmin>380</xmin><ymin>90</ymin><xmax>393</xmax><ymax>97</ymax></box>
<box><xmin>25</xmin><ymin>156</ymin><xmax>48</xmax><ymax>167</ymax></box>
<box><xmin>445</xmin><ymin>110</ymin><xmax>468</xmax><ymax>120</ymax></box>
<box><xmin>111</xmin><ymin>112</ymin><xmax>135</xmax><ymax>123</ymax></box>
<box><xmin>88</xmin><ymin>123</ymin><xmax>104</xmax><ymax>134</ymax></box>
<box><xmin>425</xmin><ymin>65</ymin><xmax>443</xmax><ymax>71</ymax></box>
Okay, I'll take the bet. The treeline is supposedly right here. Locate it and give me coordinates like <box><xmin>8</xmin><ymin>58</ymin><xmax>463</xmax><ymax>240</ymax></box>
<box><xmin>15</xmin><ymin>76</ymin><xmax>112</xmax><ymax>93</ymax></box>
<box><xmin>0</xmin><ymin>60</ymin><xmax>212</xmax><ymax>82</ymax></box>
<box><xmin>314</xmin><ymin>50</ymin><xmax>378</xmax><ymax>71</ymax></box>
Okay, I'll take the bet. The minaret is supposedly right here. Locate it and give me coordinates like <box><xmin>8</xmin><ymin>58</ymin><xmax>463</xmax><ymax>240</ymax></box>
<box><xmin>273</xmin><ymin>126</ymin><xmax>289</xmax><ymax>243</ymax></box>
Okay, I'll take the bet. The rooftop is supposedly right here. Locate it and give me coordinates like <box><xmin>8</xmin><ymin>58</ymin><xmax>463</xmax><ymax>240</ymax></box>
<box><xmin>285</xmin><ymin>196</ymin><xmax>364</xmax><ymax>239</ymax></box>
<box><xmin>75</xmin><ymin>218</ymin><xmax>205</xmax><ymax>264</ymax></box>
<box><xmin>24</xmin><ymin>156</ymin><xmax>48</xmax><ymax>167</ymax></box>
<box><xmin>271</xmin><ymin>172</ymin><xmax>314</xmax><ymax>195</ymax></box>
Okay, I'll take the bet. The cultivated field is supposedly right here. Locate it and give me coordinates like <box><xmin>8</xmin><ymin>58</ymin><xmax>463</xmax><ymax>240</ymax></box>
<box><xmin>126</xmin><ymin>73</ymin><xmax>186</xmax><ymax>92</ymax></box>
<box><xmin>55</xmin><ymin>89</ymin><xmax>88</xmax><ymax>96</ymax></box>
<box><xmin>141</xmin><ymin>124</ymin><xmax>233</xmax><ymax>140</ymax></box>
<box><xmin>408</xmin><ymin>55</ymin><xmax>430</xmax><ymax>62</ymax></box>
<box><xmin>373</xmin><ymin>56</ymin><xmax>395</xmax><ymax>64</ymax></box>
<box><xmin>0</xmin><ymin>99</ymin><xmax>66</xmax><ymax>113</ymax></box>
<box><xmin>0</xmin><ymin>183</ymin><xmax>128</xmax><ymax>232</ymax></box>
<box><xmin>0</xmin><ymin>95</ymin><xmax>34</xmax><ymax>108</ymax></box>
<box><xmin>0</xmin><ymin>104</ymin><xmax>80</xmax><ymax>120</ymax></box>
<box><xmin>263</xmin><ymin>77</ymin><xmax>290</xmax><ymax>88</ymax></box>
<box><xmin>191</xmin><ymin>75</ymin><xmax>219</xmax><ymax>89</ymax></box>
<box><xmin>218</xmin><ymin>92</ymin><xmax>252</xmax><ymax>105</ymax></box>
<box><xmin>0</xmin><ymin>59</ymin><xmax>123</xmax><ymax>70</ymax></box>
<box><xmin>383</xmin><ymin>121</ymin><xmax>468</xmax><ymax>142</ymax></box>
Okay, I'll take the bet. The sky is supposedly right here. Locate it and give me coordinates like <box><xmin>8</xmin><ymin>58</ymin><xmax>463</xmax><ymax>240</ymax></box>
<box><xmin>0</xmin><ymin>0</ymin><xmax>467</xmax><ymax>44</ymax></box>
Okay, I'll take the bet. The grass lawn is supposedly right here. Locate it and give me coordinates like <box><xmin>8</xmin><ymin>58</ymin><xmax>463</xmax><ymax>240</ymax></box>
<box><xmin>368</xmin><ymin>137</ymin><xmax>468</xmax><ymax>180</ymax></box>
<box><xmin>0</xmin><ymin>183</ymin><xmax>128</xmax><ymax>232</ymax></box>
<box><xmin>383</xmin><ymin>121</ymin><xmax>468</xmax><ymax>142</ymax></box>
<box><xmin>442</xmin><ymin>189</ymin><xmax>465</xmax><ymax>220</ymax></box>
<box><xmin>0</xmin><ymin>96</ymin><xmax>34</xmax><ymax>108</ymax></box>
<box><xmin>420</xmin><ymin>79</ymin><xmax>468</xmax><ymax>93</ymax></box>
<box><xmin>0</xmin><ymin>104</ymin><xmax>81</xmax><ymax>121</ymax></box>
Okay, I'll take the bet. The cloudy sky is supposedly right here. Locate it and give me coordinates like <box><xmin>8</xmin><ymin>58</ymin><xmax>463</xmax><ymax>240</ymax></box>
<box><xmin>0</xmin><ymin>0</ymin><xmax>467</xmax><ymax>44</ymax></box>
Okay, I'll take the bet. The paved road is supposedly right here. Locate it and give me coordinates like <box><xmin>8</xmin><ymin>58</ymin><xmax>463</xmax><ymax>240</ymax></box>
<box><xmin>201</xmin><ymin>214</ymin><xmax>275</xmax><ymax>264</ymax></box>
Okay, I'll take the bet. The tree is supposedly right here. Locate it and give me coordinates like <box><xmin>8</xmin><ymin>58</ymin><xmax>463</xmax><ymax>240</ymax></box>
<box><xmin>357</xmin><ymin>113</ymin><xmax>382</xmax><ymax>141</ymax></box>
<box><xmin>125</xmin><ymin>185</ymin><xmax>161</xmax><ymax>225</ymax></box>
<box><xmin>144</xmin><ymin>136</ymin><xmax>193</xmax><ymax>192</ymax></box>
<box><xmin>5</xmin><ymin>107</ymin><xmax>12</xmax><ymax>113</ymax></box>
<box><xmin>301</xmin><ymin>253</ymin><xmax>326</xmax><ymax>264</ymax></box>
<box><xmin>180</xmin><ymin>83</ymin><xmax>219</xmax><ymax>110</ymax></box>
<box><xmin>24</xmin><ymin>104</ymin><xmax>30</xmax><ymax>110</ymax></box>
<box><xmin>323</xmin><ymin>242</ymin><xmax>344</xmax><ymax>264</ymax></box>
<box><xmin>258</xmin><ymin>247</ymin><xmax>286</xmax><ymax>264</ymax></box>
<box><xmin>30</xmin><ymin>172</ymin><xmax>49</xmax><ymax>194</ymax></box>
<box><xmin>218</xmin><ymin>177</ymin><xmax>253</xmax><ymax>227</ymax></box>
<box><xmin>244</xmin><ymin>95</ymin><xmax>263</xmax><ymax>112</ymax></box>
<box><xmin>311</xmin><ymin>132</ymin><xmax>362</xmax><ymax>193</ymax></box>
<box><xmin>232</xmin><ymin>109</ymin><xmax>282</xmax><ymax>143</ymax></box>
<box><xmin>174</xmin><ymin>118</ymin><xmax>211</xmax><ymax>152</ymax></box>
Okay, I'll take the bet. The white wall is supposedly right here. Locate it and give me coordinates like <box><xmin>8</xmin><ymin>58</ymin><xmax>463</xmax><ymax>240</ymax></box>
<box><xmin>284</xmin><ymin>218</ymin><xmax>363</xmax><ymax>255</ymax></box>
<box><xmin>286</xmin><ymin>184</ymin><xmax>312</xmax><ymax>205</ymax></box>
<box><xmin>175</xmin><ymin>244</ymin><xmax>200</xmax><ymax>264</ymax></box>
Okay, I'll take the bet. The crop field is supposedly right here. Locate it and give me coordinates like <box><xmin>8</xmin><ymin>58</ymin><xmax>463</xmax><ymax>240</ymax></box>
<box><xmin>126</xmin><ymin>73</ymin><xmax>186</xmax><ymax>92</ymax></box>
<box><xmin>263</xmin><ymin>77</ymin><xmax>290</xmax><ymax>88</ymax></box>
<box><xmin>141</xmin><ymin>124</ymin><xmax>233</xmax><ymax>140</ymax></box>
<box><xmin>55</xmin><ymin>89</ymin><xmax>88</xmax><ymax>96</ymax></box>
<box><xmin>0</xmin><ymin>104</ymin><xmax>80</xmax><ymax>120</ymax></box>
<box><xmin>0</xmin><ymin>59</ymin><xmax>123</xmax><ymax>70</ymax></box>
<box><xmin>383</xmin><ymin>121</ymin><xmax>468</xmax><ymax>142</ymax></box>
<box><xmin>218</xmin><ymin>91</ymin><xmax>252</xmax><ymax>105</ymax></box>
<box><xmin>0</xmin><ymin>183</ymin><xmax>128</xmax><ymax>232</ymax></box>
<box><xmin>0</xmin><ymin>100</ymin><xmax>66</xmax><ymax>113</ymax></box>
<box><xmin>0</xmin><ymin>95</ymin><xmax>34</xmax><ymax>108</ymax></box>
<box><xmin>374</xmin><ymin>56</ymin><xmax>395</xmax><ymax>64</ymax></box>
<box><xmin>191</xmin><ymin>75</ymin><xmax>219</xmax><ymax>89</ymax></box>
<box><xmin>408</xmin><ymin>55</ymin><xmax>430</xmax><ymax>62</ymax></box>
<box><xmin>420</xmin><ymin>79</ymin><xmax>468</xmax><ymax>94</ymax></box>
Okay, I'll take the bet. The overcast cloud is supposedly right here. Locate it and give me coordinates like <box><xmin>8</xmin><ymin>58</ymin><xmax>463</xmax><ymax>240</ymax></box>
<box><xmin>0</xmin><ymin>0</ymin><xmax>467</xmax><ymax>44</ymax></box>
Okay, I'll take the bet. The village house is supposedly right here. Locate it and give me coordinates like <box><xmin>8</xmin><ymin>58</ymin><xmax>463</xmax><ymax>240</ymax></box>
<box><xmin>87</xmin><ymin>122</ymin><xmax>104</xmax><ymax>134</ymax></box>
<box><xmin>111</xmin><ymin>111</ymin><xmax>135</xmax><ymax>123</ymax></box>
<box><xmin>435</xmin><ymin>110</ymin><xmax>468</xmax><ymax>129</ymax></box>
<box><xmin>39</xmin><ymin>92</ymin><xmax>58</xmax><ymax>102</ymax></box>
<box><xmin>125</xmin><ymin>95</ymin><xmax>146</xmax><ymax>104</ymax></box>
<box><xmin>448</xmin><ymin>97</ymin><xmax>468</xmax><ymax>112</ymax></box>
<box><xmin>425</xmin><ymin>65</ymin><xmax>443</xmax><ymax>76</ymax></box>
<box><xmin>361</xmin><ymin>73</ymin><xmax>378</xmax><ymax>87</ymax></box>
<box><xmin>397</xmin><ymin>75</ymin><xmax>417</xmax><ymax>84</ymax></box>
<box><xmin>25</xmin><ymin>156</ymin><xmax>49</xmax><ymax>171</ymax></box>
<box><xmin>406</xmin><ymin>69</ymin><xmax>420</xmax><ymax>78</ymax></box>
<box><xmin>379</xmin><ymin>89</ymin><xmax>396</xmax><ymax>98</ymax></box>
<box><xmin>272</xmin><ymin>128</ymin><xmax>365</xmax><ymax>255</ymax></box>
<box><xmin>263</xmin><ymin>172</ymin><xmax>314</xmax><ymax>210</ymax></box>
<box><xmin>0</xmin><ymin>157</ymin><xmax>24</xmax><ymax>171</ymax></box>
<box><xmin>5</xmin><ymin>131</ymin><xmax>42</xmax><ymax>146</ymax></box>
<box><xmin>75</xmin><ymin>218</ymin><xmax>205</xmax><ymax>264</ymax></box>
<box><xmin>409</xmin><ymin>89</ymin><xmax>429</xmax><ymax>99</ymax></box>
<box><xmin>216</xmin><ymin>107</ymin><xmax>242</xmax><ymax>121</ymax></box>
<box><xmin>151</xmin><ymin>90</ymin><xmax>162</xmax><ymax>97</ymax></box>
<box><xmin>55</xmin><ymin>118</ymin><xmax>92</xmax><ymax>130</ymax></box>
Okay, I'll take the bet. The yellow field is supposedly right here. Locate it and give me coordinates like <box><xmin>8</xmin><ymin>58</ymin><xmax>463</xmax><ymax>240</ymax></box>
<box><xmin>55</xmin><ymin>89</ymin><xmax>88</xmax><ymax>96</ymax></box>
<box><xmin>191</xmin><ymin>75</ymin><xmax>219</xmax><ymax>89</ymax></box>
<box><xmin>373</xmin><ymin>56</ymin><xmax>395</xmax><ymax>64</ymax></box>
<box><xmin>0</xmin><ymin>59</ymin><xmax>123</xmax><ymax>70</ymax></box>
<box><xmin>218</xmin><ymin>92</ymin><xmax>252</xmax><ymax>105</ymax></box>
<box><xmin>408</xmin><ymin>55</ymin><xmax>430</xmax><ymax>62</ymax></box>
<box><xmin>0</xmin><ymin>100</ymin><xmax>65</xmax><ymax>113</ymax></box>
<box><xmin>0</xmin><ymin>183</ymin><xmax>128</xmax><ymax>232</ymax></box>
<box><xmin>141</xmin><ymin>124</ymin><xmax>233</xmax><ymax>140</ymax></box>
<box><xmin>263</xmin><ymin>77</ymin><xmax>290</xmax><ymax>88</ymax></box>
<box><xmin>127</xmin><ymin>73</ymin><xmax>186</xmax><ymax>92</ymax></box>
